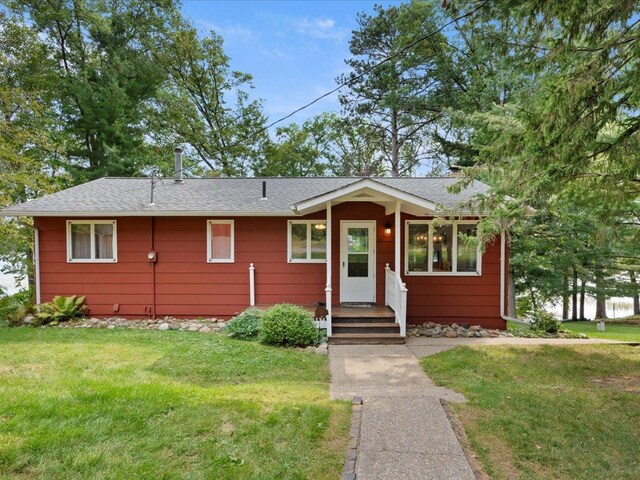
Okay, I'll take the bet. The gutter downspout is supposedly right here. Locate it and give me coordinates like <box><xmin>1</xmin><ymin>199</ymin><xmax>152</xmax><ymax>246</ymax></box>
<box><xmin>151</xmin><ymin>217</ymin><xmax>156</xmax><ymax>320</ymax></box>
<box><xmin>34</xmin><ymin>227</ymin><xmax>41</xmax><ymax>305</ymax></box>
<box><xmin>500</xmin><ymin>230</ymin><xmax>529</xmax><ymax>326</ymax></box>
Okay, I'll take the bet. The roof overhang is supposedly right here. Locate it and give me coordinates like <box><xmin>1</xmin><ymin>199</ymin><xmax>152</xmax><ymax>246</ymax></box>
<box><xmin>291</xmin><ymin>178</ymin><xmax>440</xmax><ymax>216</ymax></box>
<box><xmin>0</xmin><ymin>210</ymin><xmax>296</xmax><ymax>217</ymax></box>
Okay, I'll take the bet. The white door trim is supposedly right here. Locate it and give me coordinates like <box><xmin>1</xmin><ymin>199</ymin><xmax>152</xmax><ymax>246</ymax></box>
<box><xmin>340</xmin><ymin>220</ymin><xmax>376</xmax><ymax>303</ymax></box>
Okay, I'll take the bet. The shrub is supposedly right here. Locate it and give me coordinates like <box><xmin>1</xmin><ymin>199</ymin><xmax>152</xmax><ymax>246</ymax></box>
<box><xmin>261</xmin><ymin>304</ymin><xmax>320</xmax><ymax>347</ymax></box>
<box><xmin>35</xmin><ymin>295</ymin><xmax>88</xmax><ymax>325</ymax></box>
<box><xmin>0</xmin><ymin>289</ymin><xmax>34</xmax><ymax>326</ymax></box>
<box><xmin>530</xmin><ymin>310</ymin><xmax>561</xmax><ymax>334</ymax></box>
<box><xmin>225</xmin><ymin>308</ymin><xmax>263</xmax><ymax>339</ymax></box>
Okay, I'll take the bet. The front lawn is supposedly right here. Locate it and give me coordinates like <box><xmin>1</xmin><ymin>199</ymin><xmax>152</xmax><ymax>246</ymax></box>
<box><xmin>561</xmin><ymin>321</ymin><xmax>640</xmax><ymax>342</ymax></box>
<box><xmin>422</xmin><ymin>345</ymin><xmax>640</xmax><ymax>480</ymax></box>
<box><xmin>0</xmin><ymin>328</ymin><xmax>350</xmax><ymax>479</ymax></box>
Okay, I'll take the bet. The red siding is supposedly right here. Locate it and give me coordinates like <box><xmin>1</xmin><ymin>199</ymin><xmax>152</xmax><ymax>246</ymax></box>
<box><xmin>35</xmin><ymin>206</ymin><xmax>505</xmax><ymax>328</ymax></box>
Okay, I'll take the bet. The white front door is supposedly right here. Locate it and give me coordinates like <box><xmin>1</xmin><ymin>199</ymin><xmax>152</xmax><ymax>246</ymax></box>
<box><xmin>340</xmin><ymin>221</ymin><xmax>376</xmax><ymax>303</ymax></box>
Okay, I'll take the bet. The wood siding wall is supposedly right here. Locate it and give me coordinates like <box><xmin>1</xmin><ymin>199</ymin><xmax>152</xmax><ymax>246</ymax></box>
<box><xmin>35</xmin><ymin>206</ymin><xmax>505</xmax><ymax>328</ymax></box>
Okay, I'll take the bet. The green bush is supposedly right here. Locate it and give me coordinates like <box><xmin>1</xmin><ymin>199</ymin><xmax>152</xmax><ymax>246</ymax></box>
<box><xmin>0</xmin><ymin>289</ymin><xmax>34</xmax><ymax>326</ymax></box>
<box><xmin>35</xmin><ymin>295</ymin><xmax>88</xmax><ymax>325</ymax></box>
<box><xmin>261</xmin><ymin>304</ymin><xmax>320</xmax><ymax>347</ymax></box>
<box><xmin>225</xmin><ymin>308</ymin><xmax>263</xmax><ymax>339</ymax></box>
<box><xmin>530</xmin><ymin>310</ymin><xmax>561</xmax><ymax>334</ymax></box>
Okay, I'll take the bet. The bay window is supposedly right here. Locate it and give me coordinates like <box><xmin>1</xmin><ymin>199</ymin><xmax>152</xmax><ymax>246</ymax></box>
<box><xmin>405</xmin><ymin>221</ymin><xmax>480</xmax><ymax>275</ymax></box>
<box><xmin>67</xmin><ymin>220</ymin><xmax>117</xmax><ymax>263</ymax></box>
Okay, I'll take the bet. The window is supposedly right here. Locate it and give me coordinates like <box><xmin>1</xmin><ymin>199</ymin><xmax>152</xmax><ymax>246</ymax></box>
<box><xmin>405</xmin><ymin>221</ymin><xmax>481</xmax><ymax>275</ymax></box>
<box><xmin>288</xmin><ymin>220</ymin><xmax>326</xmax><ymax>262</ymax></box>
<box><xmin>207</xmin><ymin>220</ymin><xmax>234</xmax><ymax>263</ymax></box>
<box><xmin>67</xmin><ymin>220</ymin><xmax>117</xmax><ymax>263</ymax></box>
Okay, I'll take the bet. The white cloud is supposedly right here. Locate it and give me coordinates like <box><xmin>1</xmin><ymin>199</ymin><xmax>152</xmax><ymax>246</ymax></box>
<box><xmin>196</xmin><ymin>20</ymin><xmax>254</xmax><ymax>42</ymax></box>
<box><xmin>293</xmin><ymin>17</ymin><xmax>347</xmax><ymax>41</ymax></box>
<box><xmin>260</xmin><ymin>47</ymin><xmax>293</xmax><ymax>61</ymax></box>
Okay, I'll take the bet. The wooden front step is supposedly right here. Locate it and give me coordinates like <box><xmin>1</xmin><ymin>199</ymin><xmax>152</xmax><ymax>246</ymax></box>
<box><xmin>328</xmin><ymin>333</ymin><xmax>405</xmax><ymax>345</ymax></box>
<box><xmin>332</xmin><ymin>322</ymin><xmax>400</xmax><ymax>334</ymax></box>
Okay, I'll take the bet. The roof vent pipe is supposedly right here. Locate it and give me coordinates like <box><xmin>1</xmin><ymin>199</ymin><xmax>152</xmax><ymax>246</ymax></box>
<box><xmin>262</xmin><ymin>180</ymin><xmax>267</xmax><ymax>199</ymax></box>
<box><xmin>448</xmin><ymin>164</ymin><xmax>463</xmax><ymax>177</ymax></box>
<box><xmin>174</xmin><ymin>147</ymin><xmax>183</xmax><ymax>183</ymax></box>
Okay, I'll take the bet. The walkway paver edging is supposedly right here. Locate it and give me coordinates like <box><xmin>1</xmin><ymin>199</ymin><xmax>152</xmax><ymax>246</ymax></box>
<box><xmin>342</xmin><ymin>396</ymin><xmax>363</xmax><ymax>480</ymax></box>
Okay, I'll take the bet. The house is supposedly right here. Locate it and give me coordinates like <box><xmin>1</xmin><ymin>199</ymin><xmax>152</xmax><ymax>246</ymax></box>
<box><xmin>1</xmin><ymin>153</ymin><xmax>510</xmax><ymax>343</ymax></box>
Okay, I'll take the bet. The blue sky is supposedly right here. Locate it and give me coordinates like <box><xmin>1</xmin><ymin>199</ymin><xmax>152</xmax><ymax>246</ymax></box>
<box><xmin>182</xmin><ymin>0</ymin><xmax>404</xmax><ymax>125</ymax></box>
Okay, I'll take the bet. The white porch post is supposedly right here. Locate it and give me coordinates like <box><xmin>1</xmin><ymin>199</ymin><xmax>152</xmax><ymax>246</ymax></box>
<box><xmin>394</xmin><ymin>201</ymin><xmax>401</xmax><ymax>276</ymax></box>
<box><xmin>325</xmin><ymin>201</ymin><xmax>332</xmax><ymax>336</ymax></box>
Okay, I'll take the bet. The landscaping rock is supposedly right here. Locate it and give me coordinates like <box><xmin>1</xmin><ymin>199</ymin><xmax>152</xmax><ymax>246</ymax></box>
<box><xmin>315</xmin><ymin>342</ymin><xmax>328</xmax><ymax>355</ymax></box>
<box><xmin>158</xmin><ymin>323</ymin><xmax>170</xmax><ymax>331</ymax></box>
<box><xmin>444</xmin><ymin>331</ymin><xmax>458</xmax><ymax>338</ymax></box>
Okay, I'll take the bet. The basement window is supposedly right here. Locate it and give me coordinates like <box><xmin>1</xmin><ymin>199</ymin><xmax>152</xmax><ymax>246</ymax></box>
<box><xmin>207</xmin><ymin>220</ymin><xmax>234</xmax><ymax>263</ymax></box>
<box><xmin>66</xmin><ymin>220</ymin><xmax>117</xmax><ymax>263</ymax></box>
<box><xmin>288</xmin><ymin>220</ymin><xmax>326</xmax><ymax>263</ymax></box>
<box><xmin>405</xmin><ymin>221</ymin><xmax>481</xmax><ymax>275</ymax></box>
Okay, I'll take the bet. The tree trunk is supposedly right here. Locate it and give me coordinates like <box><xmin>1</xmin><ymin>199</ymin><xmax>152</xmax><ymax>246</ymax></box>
<box><xmin>579</xmin><ymin>279</ymin><xmax>586</xmax><ymax>320</ymax></box>
<box><xmin>562</xmin><ymin>272</ymin><xmax>569</xmax><ymax>320</ymax></box>
<box><xmin>571</xmin><ymin>267</ymin><xmax>578</xmax><ymax>321</ymax></box>
<box><xmin>594</xmin><ymin>263</ymin><xmax>608</xmax><ymax>319</ymax></box>
<box><xmin>390</xmin><ymin>109</ymin><xmax>399</xmax><ymax>177</ymax></box>
<box><xmin>508</xmin><ymin>266</ymin><xmax>517</xmax><ymax>318</ymax></box>
<box><xmin>630</xmin><ymin>271</ymin><xmax>640</xmax><ymax>315</ymax></box>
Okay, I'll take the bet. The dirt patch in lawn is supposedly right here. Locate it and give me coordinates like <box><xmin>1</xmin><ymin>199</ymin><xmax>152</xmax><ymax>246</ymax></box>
<box><xmin>592</xmin><ymin>375</ymin><xmax>640</xmax><ymax>394</ymax></box>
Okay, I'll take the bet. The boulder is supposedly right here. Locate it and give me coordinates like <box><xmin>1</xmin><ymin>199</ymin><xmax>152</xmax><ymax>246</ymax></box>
<box><xmin>444</xmin><ymin>331</ymin><xmax>458</xmax><ymax>338</ymax></box>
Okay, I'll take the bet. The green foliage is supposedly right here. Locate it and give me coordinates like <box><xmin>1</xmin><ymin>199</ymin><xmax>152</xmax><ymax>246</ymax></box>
<box><xmin>261</xmin><ymin>304</ymin><xmax>320</xmax><ymax>347</ymax></box>
<box><xmin>530</xmin><ymin>310</ymin><xmax>561</xmax><ymax>334</ymax></box>
<box><xmin>0</xmin><ymin>289</ymin><xmax>34</xmax><ymax>326</ymax></box>
<box><xmin>224</xmin><ymin>308</ymin><xmax>263</xmax><ymax>339</ymax></box>
<box><xmin>35</xmin><ymin>295</ymin><xmax>87</xmax><ymax>325</ymax></box>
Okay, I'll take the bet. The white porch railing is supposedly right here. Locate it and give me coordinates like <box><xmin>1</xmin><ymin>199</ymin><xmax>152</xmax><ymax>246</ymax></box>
<box><xmin>385</xmin><ymin>263</ymin><xmax>408</xmax><ymax>337</ymax></box>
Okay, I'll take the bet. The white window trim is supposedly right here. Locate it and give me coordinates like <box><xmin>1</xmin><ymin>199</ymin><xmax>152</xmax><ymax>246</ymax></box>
<box><xmin>404</xmin><ymin>220</ymin><xmax>482</xmax><ymax>276</ymax></box>
<box><xmin>66</xmin><ymin>220</ymin><xmax>118</xmax><ymax>263</ymax></box>
<box><xmin>207</xmin><ymin>220</ymin><xmax>235</xmax><ymax>263</ymax></box>
<box><xmin>287</xmin><ymin>220</ymin><xmax>327</xmax><ymax>263</ymax></box>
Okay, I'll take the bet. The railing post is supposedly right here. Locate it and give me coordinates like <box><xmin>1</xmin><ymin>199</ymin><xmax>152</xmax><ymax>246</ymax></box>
<box><xmin>384</xmin><ymin>263</ymin><xmax>390</xmax><ymax>306</ymax></box>
<box><xmin>325</xmin><ymin>283</ymin><xmax>332</xmax><ymax>336</ymax></box>
<box><xmin>399</xmin><ymin>281</ymin><xmax>408</xmax><ymax>337</ymax></box>
<box><xmin>249</xmin><ymin>263</ymin><xmax>255</xmax><ymax>306</ymax></box>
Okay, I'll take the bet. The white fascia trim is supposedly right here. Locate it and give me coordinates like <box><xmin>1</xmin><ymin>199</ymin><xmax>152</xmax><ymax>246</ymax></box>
<box><xmin>3</xmin><ymin>210</ymin><xmax>295</xmax><ymax>217</ymax></box>
<box><xmin>291</xmin><ymin>178</ymin><xmax>439</xmax><ymax>214</ymax></box>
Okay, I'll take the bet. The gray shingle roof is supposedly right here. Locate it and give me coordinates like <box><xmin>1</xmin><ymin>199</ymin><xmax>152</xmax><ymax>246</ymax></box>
<box><xmin>0</xmin><ymin>176</ymin><xmax>491</xmax><ymax>216</ymax></box>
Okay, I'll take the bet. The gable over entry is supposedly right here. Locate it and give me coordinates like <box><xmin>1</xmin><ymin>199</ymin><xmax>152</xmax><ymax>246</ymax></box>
<box><xmin>290</xmin><ymin>178</ymin><xmax>443</xmax><ymax>338</ymax></box>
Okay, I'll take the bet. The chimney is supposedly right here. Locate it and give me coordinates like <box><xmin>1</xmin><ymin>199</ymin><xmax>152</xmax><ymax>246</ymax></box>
<box><xmin>174</xmin><ymin>147</ymin><xmax>183</xmax><ymax>183</ymax></box>
<box><xmin>261</xmin><ymin>180</ymin><xmax>267</xmax><ymax>199</ymax></box>
<box><xmin>448</xmin><ymin>164</ymin><xmax>463</xmax><ymax>177</ymax></box>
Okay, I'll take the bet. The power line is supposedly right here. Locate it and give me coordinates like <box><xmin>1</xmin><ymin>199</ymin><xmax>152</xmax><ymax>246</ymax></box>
<box><xmin>216</xmin><ymin>2</ymin><xmax>487</xmax><ymax>155</ymax></box>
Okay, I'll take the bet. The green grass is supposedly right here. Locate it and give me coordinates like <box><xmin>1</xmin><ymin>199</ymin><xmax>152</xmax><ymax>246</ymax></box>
<box><xmin>0</xmin><ymin>328</ymin><xmax>350</xmax><ymax>479</ymax></box>
<box><xmin>561</xmin><ymin>322</ymin><xmax>640</xmax><ymax>342</ymax></box>
<box><xmin>422</xmin><ymin>345</ymin><xmax>640</xmax><ymax>480</ymax></box>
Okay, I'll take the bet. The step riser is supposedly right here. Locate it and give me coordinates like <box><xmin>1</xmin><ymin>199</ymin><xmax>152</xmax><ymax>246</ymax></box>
<box><xmin>329</xmin><ymin>338</ymin><xmax>405</xmax><ymax>345</ymax></box>
<box><xmin>331</xmin><ymin>317</ymin><xmax>394</xmax><ymax>324</ymax></box>
<box><xmin>333</xmin><ymin>326</ymin><xmax>400</xmax><ymax>334</ymax></box>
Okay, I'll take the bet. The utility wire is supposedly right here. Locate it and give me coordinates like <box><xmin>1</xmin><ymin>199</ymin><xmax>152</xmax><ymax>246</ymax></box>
<box><xmin>214</xmin><ymin>2</ymin><xmax>487</xmax><ymax>155</ymax></box>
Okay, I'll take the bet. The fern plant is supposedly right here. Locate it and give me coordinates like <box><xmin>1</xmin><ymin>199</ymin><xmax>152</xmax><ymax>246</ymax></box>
<box><xmin>35</xmin><ymin>295</ymin><xmax>88</xmax><ymax>325</ymax></box>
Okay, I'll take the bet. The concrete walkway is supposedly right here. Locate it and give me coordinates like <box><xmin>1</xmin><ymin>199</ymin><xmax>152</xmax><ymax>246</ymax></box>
<box><xmin>330</xmin><ymin>337</ymin><xmax>628</xmax><ymax>479</ymax></box>
<box><xmin>330</xmin><ymin>345</ymin><xmax>474</xmax><ymax>480</ymax></box>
